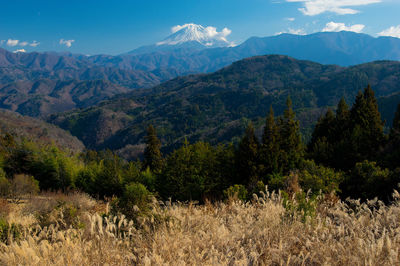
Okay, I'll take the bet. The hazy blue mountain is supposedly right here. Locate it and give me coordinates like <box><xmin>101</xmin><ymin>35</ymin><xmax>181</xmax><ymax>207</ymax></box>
<box><xmin>109</xmin><ymin>31</ymin><xmax>400</xmax><ymax>73</ymax></box>
<box><xmin>127</xmin><ymin>23</ymin><xmax>233</xmax><ymax>55</ymax></box>
<box><xmin>1</xmin><ymin>31</ymin><xmax>400</xmax><ymax>119</ymax></box>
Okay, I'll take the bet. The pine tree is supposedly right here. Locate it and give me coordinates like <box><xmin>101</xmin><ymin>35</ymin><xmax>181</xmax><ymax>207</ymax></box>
<box><xmin>349</xmin><ymin>85</ymin><xmax>384</xmax><ymax>162</ymax></box>
<box><xmin>330</xmin><ymin>97</ymin><xmax>353</xmax><ymax>170</ymax></box>
<box><xmin>236</xmin><ymin>122</ymin><xmax>259</xmax><ymax>190</ymax></box>
<box><xmin>309</xmin><ymin>108</ymin><xmax>335</xmax><ymax>147</ymax></box>
<box><xmin>260</xmin><ymin>106</ymin><xmax>281</xmax><ymax>175</ymax></box>
<box><xmin>336</xmin><ymin>97</ymin><xmax>349</xmax><ymax>122</ymax></box>
<box><xmin>384</xmin><ymin>103</ymin><xmax>400</xmax><ymax>169</ymax></box>
<box><xmin>334</xmin><ymin>97</ymin><xmax>350</xmax><ymax>138</ymax></box>
<box><xmin>308</xmin><ymin>109</ymin><xmax>335</xmax><ymax>166</ymax></box>
<box><xmin>390</xmin><ymin>103</ymin><xmax>400</xmax><ymax>139</ymax></box>
<box><xmin>143</xmin><ymin>125</ymin><xmax>163</xmax><ymax>173</ymax></box>
<box><xmin>279</xmin><ymin>97</ymin><xmax>304</xmax><ymax>172</ymax></box>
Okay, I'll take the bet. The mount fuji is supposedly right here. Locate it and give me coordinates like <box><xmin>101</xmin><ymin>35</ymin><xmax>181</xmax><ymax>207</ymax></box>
<box><xmin>127</xmin><ymin>23</ymin><xmax>234</xmax><ymax>55</ymax></box>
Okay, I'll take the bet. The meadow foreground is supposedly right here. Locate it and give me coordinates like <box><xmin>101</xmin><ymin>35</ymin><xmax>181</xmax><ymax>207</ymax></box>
<box><xmin>1</xmin><ymin>189</ymin><xmax>400</xmax><ymax>265</ymax></box>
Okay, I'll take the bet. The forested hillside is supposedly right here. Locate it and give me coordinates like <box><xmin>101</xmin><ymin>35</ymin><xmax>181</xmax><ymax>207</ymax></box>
<box><xmin>49</xmin><ymin>55</ymin><xmax>400</xmax><ymax>159</ymax></box>
<box><xmin>0</xmin><ymin>109</ymin><xmax>84</xmax><ymax>151</ymax></box>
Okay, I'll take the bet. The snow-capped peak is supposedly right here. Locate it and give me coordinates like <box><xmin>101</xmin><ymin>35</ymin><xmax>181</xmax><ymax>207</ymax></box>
<box><xmin>157</xmin><ymin>23</ymin><xmax>234</xmax><ymax>48</ymax></box>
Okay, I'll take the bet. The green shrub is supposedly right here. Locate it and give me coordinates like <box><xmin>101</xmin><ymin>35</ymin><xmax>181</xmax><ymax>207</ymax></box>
<box><xmin>0</xmin><ymin>218</ymin><xmax>22</xmax><ymax>243</ymax></box>
<box><xmin>113</xmin><ymin>182</ymin><xmax>153</xmax><ymax>220</ymax></box>
<box><xmin>298</xmin><ymin>160</ymin><xmax>343</xmax><ymax>195</ymax></box>
<box><xmin>223</xmin><ymin>184</ymin><xmax>248</xmax><ymax>201</ymax></box>
<box><xmin>343</xmin><ymin>160</ymin><xmax>392</xmax><ymax>201</ymax></box>
<box><xmin>0</xmin><ymin>174</ymin><xmax>10</xmax><ymax>197</ymax></box>
<box><xmin>267</xmin><ymin>173</ymin><xmax>286</xmax><ymax>192</ymax></box>
<box><xmin>281</xmin><ymin>190</ymin><xmax>319</xmax><ymax>222</ymax></box>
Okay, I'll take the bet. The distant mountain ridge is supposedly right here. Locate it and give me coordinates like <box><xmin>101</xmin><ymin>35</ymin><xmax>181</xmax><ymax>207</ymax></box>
<box><xmin>127</xmin><ymin>23</ymin><xmax>233</xmax><ymax>55</ymax></box>
<box><xmin>0</xmin><ymin>47</ymin><xmax>180</xmax><ymax>117</ymax></box>
<box><xmin>1</xmin><ymin>31</ymin><xmax>400</xmax><ymax>118</ymax></box>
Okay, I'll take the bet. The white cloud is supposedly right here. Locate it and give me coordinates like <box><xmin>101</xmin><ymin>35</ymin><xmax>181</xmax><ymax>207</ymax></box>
<box><xmin>204</xmin><ymin>26</ymin><xmax>232</xmax><ymax>42</ymax></box>
<box><xmin>322</xmin><ymin>22</ymin><xmax>365</xmax><ymax>33</ymax></box>
<box><xmin>286</xmin><ymin>0</ymin><xmax>382</xmax><ymax>16</ymax></box>
<box><xmin>3</xmin><ymin>39</ymin><xmax>40</xmax><ymax>48</ymax></box>
<box><xmin>171</xmin><ymin>23</ymin><xmax>232</xmax><ymax>42</ymax></box>
<box><xmin>7</xmin><ymin>39</ymin><xmax>19</xmax><ymax>47</ymax></box>
<box><xmin>13</xmin><ymin>49</ymin><xmax>26</xmax><ymax>53</ymax></box>
<box><xmin>29</xmin><ymin>41</ymin><xmax>40</xmax><ymax>47</ymax></box>
<box><xmin>276</xmin><ymin>28</ymin><xmax>307</xmax><ymax>35</ymax></box>
<box><xmin>286</xmin><ymin>17</ymin><xmax>296</xmax><ymax>21</ymax></box>
<box><xmin>59</xmin><ymin>39</ymin><xmax>75</xmax><ymax>48</ymax></box>
<box><xmin>378</xmin><ymin>25</ymin><xmax>400</xmax><ymax>38</ymax></box>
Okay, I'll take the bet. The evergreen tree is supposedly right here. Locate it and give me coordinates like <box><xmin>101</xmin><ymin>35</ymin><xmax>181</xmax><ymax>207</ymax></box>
<box><xmin>260</xmin><ymin>106</ymin><xmax>281</xmax><ymax>176</ymax></box>
<box><xmin>390</xmin><ymin>103</ymin><xmax>400</xmax><ymax>139</ymax></box>
<box><xmin>331</xmin><ymin>97</ymin><xmax>353</xmax><ymax>170</ymax></box>
<box><xmin>236</xmin><ymin>122</ymin><xmax>260</xmax><ymax>190</ymax></box>
<box><xmin>349</xmin><ymin>85</ymin><xmax>384</xmax><ymax>163</ymax></box>
<box><xmin>279</xmin><ymin>97</ymin><xmax>304</xmax><ymax>172</ymax></box>
<box><xmin>308</xmin><ymin>109</ymin><xmax>335</xmax><ymax>166</ymax></box>
<box><xmin>309</xmin><ymin>108</ymin><xmax>335</xmax><ymax>147</ymax></box>
<box><xmin>383</xmin><ymin>103</ymin><xmax>400</xmax><ymax>169</ymax></box>
<box><xmin>336</xmin><ymin>97</ymin><xmax>350</xmax><ymax>125</ymax></box>
<box><xmin>143</xmin><ymin>125</ymin><xmax>163</xmax><ymax>173</ymax></box>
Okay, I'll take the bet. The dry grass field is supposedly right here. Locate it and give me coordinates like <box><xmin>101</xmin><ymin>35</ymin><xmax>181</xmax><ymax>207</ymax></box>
<box><xmin>1</xmin><ymin>189</ymin><xmax>400</xmax><ymax>265</ymax></box>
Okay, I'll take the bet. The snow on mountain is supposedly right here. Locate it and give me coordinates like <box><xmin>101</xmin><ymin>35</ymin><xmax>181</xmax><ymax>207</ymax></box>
<box><xmin>156</xmin><ymin>23</ymin><xmax>234</xmax><ymax>48</ymax></box>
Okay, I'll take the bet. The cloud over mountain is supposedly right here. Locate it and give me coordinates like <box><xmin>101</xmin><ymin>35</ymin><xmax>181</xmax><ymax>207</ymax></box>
<box><xmin>7</xmin><ymin>39</ymin><xmax>19</xmax><ymax>47</ymax></box>
<box><xmin>157</xmin><ymin>23</ymin><xmax>234</xmax><ymax>47</ymax></box>
<box><xmin>322</xmin><ymin>22</ymin><xmax>365</xmax><ymax>33</ymax></box>
<box><xmin>13</xmin><ymin>49</ymin><xmax>26</xmax><ymax>53</ymax></box>
<box><xmin>286</xmin><ymin>0</ymin><xmax>382</xmax><ymax>16</ymax></box>
<box><xmin>378</xmin><ymin>25</ymin><xmax>400</xmax><ymax>39</ymax></box>
<box><xmin>60</xmin><ymin>39</ymin><xmax>75</xmax><ymax>48</ymax></box>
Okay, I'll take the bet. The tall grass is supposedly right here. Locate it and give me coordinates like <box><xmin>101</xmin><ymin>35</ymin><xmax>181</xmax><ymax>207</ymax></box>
<box><xmin>1</xmin><ymin>189</ymin><xmax>400</xmax><ymax>265</ymax></box>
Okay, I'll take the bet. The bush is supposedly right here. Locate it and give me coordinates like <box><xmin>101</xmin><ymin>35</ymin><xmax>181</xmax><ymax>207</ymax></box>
<box><xmin>281</xmin><ymin>190</ymin><xmax>319</xmax><ymax>222</ymax></box>
<box><xmin>0</xmin><ymin>175</ymin><xmax>10</xmax><ymax>197</ymax></box>
<box><xmin>136</xmin><ymin>168</ymin><xmax>156</xmax><ymax>192</ymax></box>
<box><xmin>298</xmin><ymin>160</ymin><xmax>343</xmax><ymax>195</ymax></box>
<box><xmin>223</xmin><ymin>184</ymin><xmax>248</xmax><ymax>201</ymax></box>
<box><xmin>0</xmin><ymin>218</ymin><xmax>22</xmax><ymax>243</ymax></box>
<box><xmin>343</xmin><ymin>160</ymin><xmax>392</xmax><ymax>201</ymax></box>
<box><xmin>24</xmin><ymin>191</ymin><xmax>95</xmax><ymax>229</ymax></box>
<box><xmin>8</xmin><ymin>174</ymin><xmax>39</xmax><ymax>203</ymax></box>
<box><xmin>113</xmin><ymin>182</ymin><xmax>153</xmax><ymax>220</ymax></box>
<box><xmin>267</xmin><ymin>173</ymin><xmax>286</xmax><ymax>192</ymax></box>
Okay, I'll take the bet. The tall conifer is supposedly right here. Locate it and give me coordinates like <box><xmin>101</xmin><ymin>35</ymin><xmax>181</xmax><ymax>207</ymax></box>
<box><xmin>279</xmin><ymin>97</ymin><xmax>304</xmax><ymax>172</ymax></box>
<box><xmin>236</xmin><ymin>122</ymin><xmax>259</xmax><ymax>189</ymax></box>
<box><xmin>384</xmin><ymin>103</ymin><xmax>400</xmax><ymax>169</ymax></box>
<box><xmin>390</xmin><ymin>103</ymin><xmax>400</xmax><ymax>139</ymax></box>
<box><xmin>143</xmin><ymin>125</ymin><xmax>163</xmax><ymax>172</ymax></box>
<box><xmin>349</xmin><ymin>85</ymin><xmax>384</xmax><ymax>161</ymax></box>
<box><xmin>260</xmin><ymin>106</ymin><xmax>281</xmax><ymax>175</ymax></box>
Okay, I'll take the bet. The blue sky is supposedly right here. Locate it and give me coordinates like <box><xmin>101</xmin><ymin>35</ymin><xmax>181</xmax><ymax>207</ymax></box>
<box><xmin>1</xmin><ymin>0</ymin><xmax>399</xmax><ymax>55</ymax></box>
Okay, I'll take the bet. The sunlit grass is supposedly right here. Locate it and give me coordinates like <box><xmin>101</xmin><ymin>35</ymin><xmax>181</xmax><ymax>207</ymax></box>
<box><xmin>1</xmin><ymin>189</ymin><xmax>400</xmax><ymax>265</ymax></box>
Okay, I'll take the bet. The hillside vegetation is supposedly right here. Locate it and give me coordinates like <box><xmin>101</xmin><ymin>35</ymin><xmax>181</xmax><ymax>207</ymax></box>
<box><xmin>49</xmin><ymin>55</ymin><xmax>400</xmax><ymax>158</ymax></box>
<box><xmin>1</xmin><ymin>189</ymin><xmax>400</xmax><ymax>265</ymax></box>
<box><xmin>0</xmin><ymin>110</ymin><xmax>84</xmax><ymax>152</ymax></box>
<box><xmin>1</xmin><ymin>84</ymin><xmax>400</xmax><ymax>264</ymax></box>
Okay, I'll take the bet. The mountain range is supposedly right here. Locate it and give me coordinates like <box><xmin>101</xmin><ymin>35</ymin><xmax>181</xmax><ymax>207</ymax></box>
<box><xmin>48</xmin><ymin>55</ymin><xmax>400</xmax><ymax>159</ymax></box>
<box><xmin>1</xmin><ymin>30</ymin><xmax>400</xmax><ymax>118</ymax></box>
<box><xmin>1</xmin><ymin>28</ymin><xmax>400</xmax><ymax>159</ymax></box>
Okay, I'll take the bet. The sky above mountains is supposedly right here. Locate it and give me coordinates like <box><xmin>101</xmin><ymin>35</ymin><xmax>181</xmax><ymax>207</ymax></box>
<box><xmin>1</xmin><ymin>0</ymin><xmax>399</xmax><ymax>55</ymax></box>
